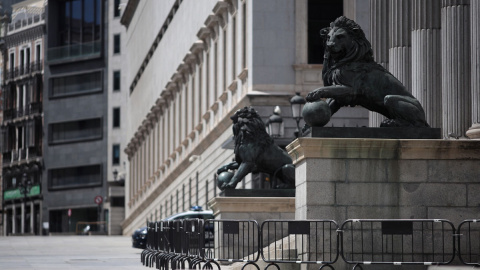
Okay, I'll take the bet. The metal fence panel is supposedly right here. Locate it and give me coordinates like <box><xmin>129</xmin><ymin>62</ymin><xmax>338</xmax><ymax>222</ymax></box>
<box><xmin>261</xmin><ymin>219</ymin><xmax>339</xmax><ymax>265</ymax></box>
<box><xmin>457</xmin><ymin>219</ymin><xmax>480</xmax><ymax>266</ymax></box>
<box><xmin>339</xmin><ymin>219</ymin><xmax>456</xmax><ymax>266</ymax></box>
<box><xmin>204</xmin><ymin>219</ymin><xmax>260</xmax><ymax>263</ymax></box>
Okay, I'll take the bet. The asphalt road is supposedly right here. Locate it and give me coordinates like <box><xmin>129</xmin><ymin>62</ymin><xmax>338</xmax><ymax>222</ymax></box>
<box><xmin>0</xmin><ymin>235</ymin><xmax>146</xmax><ymax>270</ymax></box>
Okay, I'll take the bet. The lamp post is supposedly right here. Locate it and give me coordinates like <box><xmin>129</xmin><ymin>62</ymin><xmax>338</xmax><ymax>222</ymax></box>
<box><xmin>290</xmin><ymin>92</ymin><xmax>306</xmax><ymax>138</ymax></box>
<box><xmin>18</xmin><ymin>173</ymin><xmax>32</xmax><ymax>234</ymax></box>
<box><xmin>267</xmin><ymin>106</ymin><xmax>284</xmax><ymax>138</ymax></box>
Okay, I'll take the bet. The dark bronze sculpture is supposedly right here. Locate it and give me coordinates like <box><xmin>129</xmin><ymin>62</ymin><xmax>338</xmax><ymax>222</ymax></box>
<box><xmin>305</xmin><ymin>16</ymin><xmax>429</xmax><ymax>128</ymax></box>
<box><xmin>217</xmin><ymin>107</ymin><xmax>295</xmax><ymax>190</ymax></box>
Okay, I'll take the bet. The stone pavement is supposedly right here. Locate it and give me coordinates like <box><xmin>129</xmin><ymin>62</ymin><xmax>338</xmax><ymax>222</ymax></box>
<box><xmin>0</xmin><ymin>236</ymin><xmax>146</xmax><ymax>270</ymax></box>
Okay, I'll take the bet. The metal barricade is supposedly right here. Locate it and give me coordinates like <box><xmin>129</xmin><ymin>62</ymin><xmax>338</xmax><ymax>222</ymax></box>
<box><xmin>457</xmin><ymin>219</ymin><xmax>480</xmax><ymax>266</ymax></box>
<box><xmin>141</xmin><ymin>219</ymin><xmax>216</xmax><ymax>269</ymax></box>
<box><xmin>204</xmin><ymin>219</ymin><xmax>260</xmax><ymax>269</ymax></box>
<box><xmin>261</xmin><ymin>220</ymin><xmax>339</xmax><ymax>270</ymax></box>
<box><xmin>141</xmin><ymin>222</ymin><xmax>157</xmax><ymax>267</ymax></box>
<box><xmin>339</xmin><ymin>219</ymin><xmax>456</xmax><ymax>269</ymax></box>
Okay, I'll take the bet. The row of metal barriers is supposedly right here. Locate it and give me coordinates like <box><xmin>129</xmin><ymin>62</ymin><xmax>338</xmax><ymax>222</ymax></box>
<box><xmin>141</xmin><ymin>219</ymin><xmax>480</xmax><ymax>270</ymax></box>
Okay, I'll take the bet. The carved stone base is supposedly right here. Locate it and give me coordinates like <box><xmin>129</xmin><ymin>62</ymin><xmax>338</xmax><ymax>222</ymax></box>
<box><xmin>207</xmin><ymin>196</ymin><xmax>295</xmax><ymax>222</ymax></box>
<box><xmin>308</xmin><ymin>127</ymin><xmax>441</xmax><ymax>139</ymax></box>
<box><xmin>466</xmin><ymin>123</ymin><xmax>480</xmax><ymax>139</ymax></box>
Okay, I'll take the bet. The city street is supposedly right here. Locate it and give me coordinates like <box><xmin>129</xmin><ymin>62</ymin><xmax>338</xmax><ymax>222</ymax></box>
<box><xmin>0</xmin><ymin>236</ymin><xmax>146</xmax><ymax>269</ymax></box>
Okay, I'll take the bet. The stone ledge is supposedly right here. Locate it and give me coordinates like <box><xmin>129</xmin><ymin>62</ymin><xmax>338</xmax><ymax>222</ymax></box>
<box><xmin>308</xmin><ymin>127</ymin><xmax>441</xmax><ymax>139</ymax></box>
<box><xmin>287</xmin><ymin>138</ymin><xmax>480</xmax><ymax>164</ymax></box>
<box><xmin>207</xmin><ymin>197</ymin><xmax>295</xmax><ymax>217</ymax></box>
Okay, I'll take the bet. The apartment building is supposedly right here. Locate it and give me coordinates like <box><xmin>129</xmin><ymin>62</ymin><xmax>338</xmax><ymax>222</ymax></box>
<box><xmin>1</xmin><ymin>0</ymin><xmax>45</xmax><ymax>235</ymax></box>
<box><xmin>42</xmin><ymin>0</ymin><xmax>109</xmax><ymax>234</ymax></box>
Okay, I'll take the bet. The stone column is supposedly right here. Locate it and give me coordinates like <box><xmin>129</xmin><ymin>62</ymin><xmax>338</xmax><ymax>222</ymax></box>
<box><xmin>441</xmin><ymin>0</ymin><xmax>471</xmax><ymax>138</ymax></box>
<box><xmin>369</xmin><ymin>0</ymin><xmax>389</xmax><ymax>127</ymax></box>
<box><xmin>411</xmin><ymin>0</ymin><xmax>442</xmax><ymax>128</ymax></box>
<box><xmin>389</xmin><ymin>0</ymin><xmax>412</xmax><ymax>90</ymax></box>
<box><xmin>467</xmin><ymin>0</ymin><xmax>480</xmax><ymax>139</ymax></box>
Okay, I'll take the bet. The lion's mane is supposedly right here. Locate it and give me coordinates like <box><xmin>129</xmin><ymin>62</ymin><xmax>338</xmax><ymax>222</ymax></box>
<box><xmin>321</xmin><ymin>16</ymin><xmax>375</xmax><ymax>87</ymax></box>
<box><xmin>230</xmin><ymin>107</ymin><xmax>273</xmax><ymax>160</ymax></box>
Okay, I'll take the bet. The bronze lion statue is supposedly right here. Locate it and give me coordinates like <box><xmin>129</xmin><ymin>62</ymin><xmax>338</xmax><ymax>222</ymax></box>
<box><xmin>306</xmin><ymin>16</ymin><xmax>430</xmax><ymax>127</ymax></box>
<box><xmin>217</xmin><ymin>107</ymin><xmax>295</xmax><ymax>190</ymax></box>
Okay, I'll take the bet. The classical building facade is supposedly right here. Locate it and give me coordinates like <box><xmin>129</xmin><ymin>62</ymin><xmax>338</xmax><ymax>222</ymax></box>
<box><xmin>120</xmin><ymin>0</ymin><xmax>372</xmax><ymax>235</ymax></box>
<box><xmin>121</xmin><ymin>0</ymin><xmax>479</xmax><ymax>235</ymax></box>
<box><xmin>367</xmin><ymin>0</ymin><xmax>480</xmax><ymax>139</ymax></box>
<box><xmin>1</xmin><ymin>0</ymin><xmax>45</xmax><ymax>235</ymax></box>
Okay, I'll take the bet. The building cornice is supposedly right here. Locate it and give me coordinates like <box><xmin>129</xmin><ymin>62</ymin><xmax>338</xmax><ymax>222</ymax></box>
<box><xmin>5</xmin><ymin>24</ymin><xmax>45</xmax><ymax>48</ymax></box>
<box><xmin>120</xmin><ymin>0</ymin><xmax>140</xmax><ymax>28</ymax></box>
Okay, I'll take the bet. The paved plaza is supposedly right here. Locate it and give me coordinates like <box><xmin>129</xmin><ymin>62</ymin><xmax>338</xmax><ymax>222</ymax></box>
<box><xmin>0</xmin><ymin>236</ymin><xmax>146</xmax><ymax>270</ymax></box>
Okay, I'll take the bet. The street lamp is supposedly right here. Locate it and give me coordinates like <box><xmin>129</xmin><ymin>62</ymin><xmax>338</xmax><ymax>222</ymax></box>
<box><xmin>290</xmin><ymin>92</ymin><xmax>306</xmax><ymax>138</ymax></box>
<box><xmin>18</xmin><ymin>173</ymin><xmax>32</xmax><ymax>199</ymax></box>
<box><xmin>267</xmin><ymin>106</ymin><xmax>283</xmax><ymax>138</ymax></box>
<box><xmin>18</xmin><ymin>173</ymin><xmax>32</xmax><ymax>234</ymax></box>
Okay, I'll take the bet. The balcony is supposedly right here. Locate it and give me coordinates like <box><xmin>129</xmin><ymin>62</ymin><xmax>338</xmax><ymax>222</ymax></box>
<box><xmin>5</xmin><ymin>61</ymin><xmax>43</xmax><ymax>81</ymax></box>
<box><xmin>47</xmin><ymin>40</ymin><xmax>102</xmax><ymax>64</ymax></box>
<box><xmin>3</xmin><ymin>102</ymin><xmax>43</xmax><ymax>121</ymax></box>
<box><xmin>2</xmin><ymin>146</ymin><xmax>42</xmax><ymax>165</ymax></box>
<box><xmin>7</xmin><ymin>9</ymin><xmax>45</xmax><ymax>33</ymax></box>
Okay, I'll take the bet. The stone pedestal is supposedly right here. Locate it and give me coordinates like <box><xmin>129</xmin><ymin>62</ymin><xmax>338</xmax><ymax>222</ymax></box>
<box><xmin>208</xmin><ymin>196</ymin><xmax>295</xmax><ymax>223</ymax></box>
<box><xmin>287</xmin><ymin>137</ymin><xmax>480</xmax><ymax>225</ymax></box>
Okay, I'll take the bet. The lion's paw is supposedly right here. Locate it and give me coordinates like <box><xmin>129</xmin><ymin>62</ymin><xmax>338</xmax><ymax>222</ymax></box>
<box><xmin>306</xmin><ymin>90</ymin><xmax>325</xmax><ymax>102</ymax></box>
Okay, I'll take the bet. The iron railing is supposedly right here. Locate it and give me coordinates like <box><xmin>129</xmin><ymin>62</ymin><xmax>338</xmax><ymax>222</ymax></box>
<box><xmin>457</xmin><ymin>219</ymin><xmax>480</xmax><ymax>266</ymax></box>
<box><xmin>141</xmin><ymin>220</ymin><xmax>219</xmax><ymax>270</ymax></box>
<box><xmin>339</xmin><ymin>219</ymin><xmax>456</xmax><ymax>269</ymax></box>
<box><xmin>261</xmin><ymin>220</ymin><xmax>339</xmax><ymax>269</ymax></box>
<box><xmin>139</xmin><ymin>218</ymin><xmax>478</xmax><ymax>270</ymax></box>
<box><xmin>204</xmin><ymin>219</ymin><xmax>260</xmax><ymax>267</ymax></box>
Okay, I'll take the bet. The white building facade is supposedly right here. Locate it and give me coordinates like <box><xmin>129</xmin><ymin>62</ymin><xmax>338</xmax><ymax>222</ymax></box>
<box><xmin>121</xmin><ymin>0</ymin><xmax>480</xmax><ymax>235</ymax></box>
<box><xmin>120</xmin><ymin>0</ymin><xmax>369</xmax><ymax>235</ymax></box>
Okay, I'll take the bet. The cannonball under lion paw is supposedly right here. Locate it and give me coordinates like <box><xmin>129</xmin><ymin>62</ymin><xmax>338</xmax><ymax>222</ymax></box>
<box><xmin>217</xmin><ymin>171</ymin><xmax>234</xmax><ymax>190</ymax></box>
<box><xmin>302</xmin><ymin>100</ymin><xmax>331</xmax><ymax>127</ymax></box>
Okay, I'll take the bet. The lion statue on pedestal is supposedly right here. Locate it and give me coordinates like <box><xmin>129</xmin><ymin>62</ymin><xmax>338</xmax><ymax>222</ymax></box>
<box><xmin>216</xmin><ymin>107</ymin><xmax>295</xmax><ymax>190</ymax></box>
<box><xmin>306</xmin><ymin>16</ymin><xmax>430</xmax><ymax>127</ymax></box>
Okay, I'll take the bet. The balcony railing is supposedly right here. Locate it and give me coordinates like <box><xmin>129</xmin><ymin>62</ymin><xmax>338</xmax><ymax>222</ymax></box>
<box><xmin>3</xmin><ymin>102</ymin><xmax>43</xmax><ymax>121</ymax></box>
<box><xmin>47</xmin><ymin>40</ymin><xmax>102</xmax><ymax>63</ymax></box>
<box><xmin>7</xmin><ymin>10</ymin><xmax>45</xmax><ymax>33</ymax></box>
<box><xmin>5</xmin><ymin>61</ymin><xmax>43</xmax><ymax>81</ymax></box>
<box><xmin>2</xmin><ymin>145</ymin><xmax>42</xmax><ymax>164</ymax></box>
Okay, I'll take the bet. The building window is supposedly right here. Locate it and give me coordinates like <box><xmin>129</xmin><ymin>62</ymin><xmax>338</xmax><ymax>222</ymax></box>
<box><xmin>113</xmin><ymin>107</ymin><xmax>120</xmax><ymax>128</ymax></box>
<box><xmin>308</xmin><ymin>0</ymin><xmax>343</xmax><ymax>64</ymax></box>
<box><xmin>58</xmin><ymin>0</ymin><xmax>101</xmax><ymax>46</ymax></box>
<box><xmin>113</xmin><ymin>71</ymin><xmax>120</xmax><ymax>91</ymax></box>
<box><xmin>9</xmin><ymin>52</ymin><xmax>14</xmax><ymax>71</ymax></box>
<box><xmin>36</xmin><ymin>43</ymin><xmax>41</xmax><ymax>61</ymax></box>
<box><xmin>112</xmin><ymin>144</ymin><xmax>120</xmax><ymax>165</ymax></box>
<box><xmin>49</xmin><ymin>118</ymin><xmax>102</xmax><ymax>144</ymax></box>
<box><xmin>113</xmin><ymin>34</ymin><xmax>120</xmax><ymax>54</ymax></box>
<box><xmin>114</xmin><ymin>0</ymin><xmax>121</xmax><ymax>17</ymax></box>
<box><xmin>48</xmin><ymin>164</ymin><xmax>102</xmax><ymax>190</ymax></box>
<box><xmin>51</xmin><ymin>71</ymin><xmax>102</xmax><ymax>98</ymax></box>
